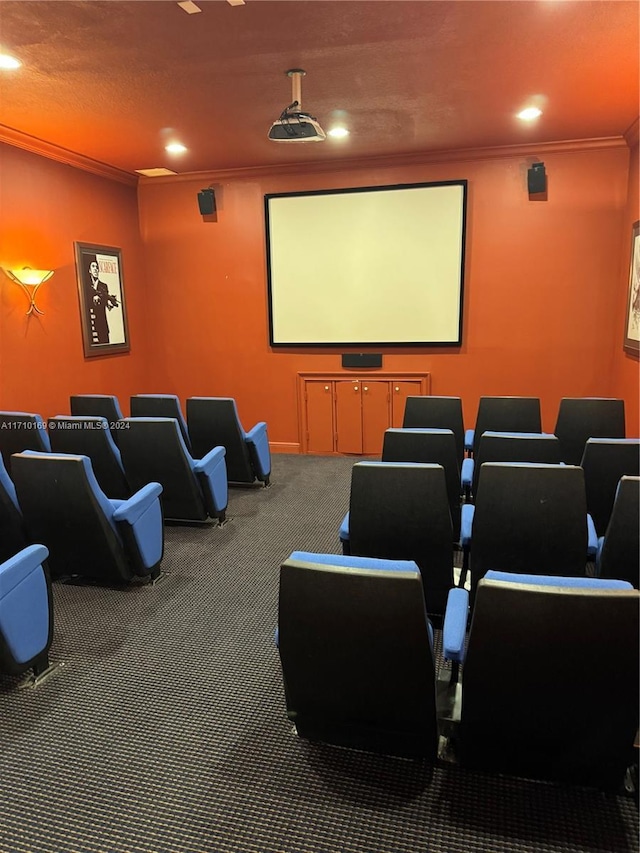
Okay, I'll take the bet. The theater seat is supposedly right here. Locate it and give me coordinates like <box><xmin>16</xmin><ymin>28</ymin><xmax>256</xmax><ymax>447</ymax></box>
<box><xmin>460</xmin><ymin>463</ymin><xmax>591</xmax><ymax>601</ymax></box>
<box><xmin>402</xmin><ymin>396</ymin><xmax>465</xmax><ymax>465</ymax></box>
<box><xmin>70</xmin><ymin>394</ymin><xmax>124</xmax><ymax>424</ymax></box>
<box><xmin>11</xmin><ymin>451</ymin><xmax>164</xmax><ymax>584</ymax></box>
<box><xmin>0</xmin><ymin>454</ymin><xmax>29</xmax><ymax>563</ymax></box>
<box><xmin>0</xmin><ymin>544</ymin><xmax>54</xmax><ymax>681</ymax></box>
<box><xmin>0</xmin><ymin>411</ymin><xmax>51</xmax><ymax>471</ymax></box>
<box><xmin>130</xmin><ymin>395</ymin><xmax>191</xmax><ymax>452</ymax></box>
<box><xmin>464</xmin><ymin>396</ymin><xmax>542</xmax><ymax>458</ymax></box>
<box><xmin>117</xmin><ymin>417</ymin><xmax>228</xmax><ymax>523</ymax></box>
<box><xmin>339</xmin><ymin>461</ymin><xmax>454</xmax><ymax>616</ymax></box>
<box><xmin>278</xmin><ymin>551</ymin><xmax>438</xmax><ymax>758</ymax></box>
<box><xmin>187</xmin><ymin>397</ymin><xmax>271</xmax><ymax>486</ymax></box>
<box><xmin>554</xmin><ymin>397</ymin><xmax>626</xmax><ymax>465</ymax></box>
<box><xmin>596</xmin><ymin>475</ymin><xmax>640</xmax><ymax>588</ymax></box>
<box><xmin>48</xmin><ymin>415</ymin><xmax>131</xmax><ymax>499</ymax></box>
<box><xmin>442</xmin><ymin>572</ymin><xmax>639</xmax><ymax>790</ymax></box>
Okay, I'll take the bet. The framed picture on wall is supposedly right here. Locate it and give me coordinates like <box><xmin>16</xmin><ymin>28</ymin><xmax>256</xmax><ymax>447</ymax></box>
<box><xmin>623</xmin><ymin>220</ymin><xmax>640</xmax><ymax>356</ymax></box>
<box><xmin>74</xmin><ymin>242</ymin><xmax>130</xmax><ymax>357</ymax></box>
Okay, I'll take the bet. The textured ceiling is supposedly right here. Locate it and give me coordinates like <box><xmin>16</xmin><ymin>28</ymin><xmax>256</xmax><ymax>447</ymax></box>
<box><xmin>0</xmin><ymin>0</ymin><xmax>638</xmax><ymax>177</ymax></box>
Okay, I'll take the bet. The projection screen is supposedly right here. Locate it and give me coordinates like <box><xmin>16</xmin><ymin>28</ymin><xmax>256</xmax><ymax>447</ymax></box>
<box><xmin>265</xmin><ymin>180</ymin><xmax>467</xmax><ymax>347</ymax></box>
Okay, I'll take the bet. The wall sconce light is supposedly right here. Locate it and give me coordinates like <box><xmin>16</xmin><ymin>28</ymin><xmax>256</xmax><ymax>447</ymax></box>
<box><xmin>3</xmin><ymin>267</ymin><xmax>54</xmax><ymax>315</ymax></box>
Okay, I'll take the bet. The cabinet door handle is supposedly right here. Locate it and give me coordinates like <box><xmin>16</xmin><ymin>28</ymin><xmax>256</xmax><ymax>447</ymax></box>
<box><xmin>395</xmin><ymin>386</ymin><xmax>400</xmax><ymax>392</ymax></box>
<box><xmin>324</xmin><ymin>385</ymin><xmax>329</xmax><ymax>391</ymax></box>
<box><xmin>354</xmin><ymin>386</ymin><xmax>359</xmax><ymax>392</ymax></box>
<box><xmin>364</xmin><ymin>386</ymin><xmax>368</xmax><ymax>392</ymax></box>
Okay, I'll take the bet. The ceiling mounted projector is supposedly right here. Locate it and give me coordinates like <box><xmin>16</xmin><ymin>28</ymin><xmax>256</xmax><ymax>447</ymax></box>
<box><xmin>268</xmin><ymin>69</ymin><xmax>326</xmax><ymax>143</ymax></box>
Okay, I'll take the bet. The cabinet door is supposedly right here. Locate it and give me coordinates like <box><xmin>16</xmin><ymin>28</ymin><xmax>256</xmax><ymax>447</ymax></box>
<box><xmin>335</xmin><ymin>381</ymin><xmax>363</xmax><ymax>454</ymax></box>
<box><xmin>362</xmin><ymin>381</ymin><xmax>391</xmax><ymax>455</ymax></box>
<box><xmin>391</xmin><ymin>381</ymin><xmax>423</xmax><ymax>428</ymax></box>
<box><xmin>305</xmin><ymin>381</ymin><xmax>335</xmax><ymax>453</ymax></box>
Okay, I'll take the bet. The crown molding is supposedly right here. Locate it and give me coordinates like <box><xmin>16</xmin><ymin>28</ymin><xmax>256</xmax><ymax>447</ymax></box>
<box><xmin>138</xmin><ymin>136</ymin><xmax>628</xmax><ymax>186</ymax></box>
<box><xmin>0</xmin><ymin>125</ymin><xmax>137</xmax><ymax>186</ymax></box>
<box><xmin>0</xmin><ymin>124</ymin><xmax>628</xmax><ymax>188</ymax></box>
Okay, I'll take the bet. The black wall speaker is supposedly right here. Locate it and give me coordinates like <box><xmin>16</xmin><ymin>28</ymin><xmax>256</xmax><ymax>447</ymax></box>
<box><xmin>341</xmin><ymin>353</ymin><xmax>383</xmax><ymax>369</ymax></box>
<box><xmin>527</xmin><ymin>162</ymin><xmax>547</xmax><ymax>194</ymax></box>
<box><xmin>197</xmin><ymin>188</ymin><xmax>216</xmax><ymax>215</ymax></box>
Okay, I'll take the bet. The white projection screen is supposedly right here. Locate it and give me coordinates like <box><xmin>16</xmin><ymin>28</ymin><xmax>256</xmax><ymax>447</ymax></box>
<box><xmin>265</xmin><ymin>180</ymin><xmax>467</xmax><ymax>347</ymax></box>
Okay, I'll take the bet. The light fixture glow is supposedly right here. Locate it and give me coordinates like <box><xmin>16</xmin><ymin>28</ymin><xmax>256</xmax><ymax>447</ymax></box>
<box><xmin>327</xmin><ymin>127</ymin><xmax>350</xmax><ymax>139</ymax></box>
<box><xmin>3</xmin><ymin>267</ymin><xmax>54</xmax><ymax>316</ymax></box>
<box><xmin>165</xmin><ymin>142</ymin><xmax>187</xmax><ymax>154</ymax></box>
<box><xmin>0</xmin><ymin>54</ymin><xmax>21</xmax><ymax>70</ymax></box>
<box><xmin>517</xmin><ymin>107</ymin><xmax>542</xmax><ymax>121</ymax></box>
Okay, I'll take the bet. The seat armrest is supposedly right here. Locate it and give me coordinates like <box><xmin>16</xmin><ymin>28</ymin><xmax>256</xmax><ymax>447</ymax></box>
<box><xmin>460</xmin><ymin>504</ymin><xmax>474</xmax><ymax>547</ymax></box>
<box><xmin>112</xmin><ymin>482</ymin><xmax>163</xmax><ymax>526</ymax></box>
<box><xmin>245</xmin><ymin>421</ymin><xmax>267</xmax><ymax>443</ymax></box>
<box><xmin>594</xmin><ymin>535</ymin><xmax>604</xmax><ymax>576</ymax></box>
<box><xmin>245</xmin><ymin>422</ymin><xmax>271</xmax><ymax>480</ymax></box>
<box><xmin>443</xmin><ymin>587</ymin><xmax>469</xmax><ymax>662</ymax></box>
<box><xmin>339</xmin><ymin>511</ymin><xmax>350</xmax><ymax>542</ymax></box>
<box><xmin>194</xmin><ymin>446</ymin><xmax>228</xmax><ymax>516</ymax></box>
<box><xmin>0</xmin><ymin>544</ymin><xmax>49</xmax><ymax>598</ymax></box>
<box><xmin>0</xmin><ymin>545</ymin><xmax>51</xmax><ymax>665</ymax></box>
<box><xmin>464</xmin><ymin>428</ymin><xmax>474</xmax><ymax>452</ymax></box>
<box><xmin>586</xmin><ymin>513</ymin><xmax>598</xmax><ymax>558</ymax></box>
<box><xmin>461</xmin><ymin>458</ymin><xmax>474</xmax><ymax>489</ymax></box>
<box><xmin>193</xmin><ymin>445</ymin><xmax>226</xmax><ymax>478</ymax></box>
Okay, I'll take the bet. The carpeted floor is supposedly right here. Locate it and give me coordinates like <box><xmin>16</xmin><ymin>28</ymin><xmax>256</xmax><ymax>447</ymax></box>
<box><xmin>0</xmin><ymin>454</ymin><xmax>637</xmax><ymax>853</ymax></box>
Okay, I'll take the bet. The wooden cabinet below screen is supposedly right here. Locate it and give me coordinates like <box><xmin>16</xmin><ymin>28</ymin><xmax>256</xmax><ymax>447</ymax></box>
<box><xmin>298</xmin><ymin>372</ymin><xmax>431</xmax><ymax>455</ymax></box>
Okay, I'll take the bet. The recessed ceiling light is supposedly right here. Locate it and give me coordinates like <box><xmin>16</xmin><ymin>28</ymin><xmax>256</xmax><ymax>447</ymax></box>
<box><xmin>177</xmin><ymin>1</ymin><xmax>201</xmax><ymax>13</ymax></box>
<box><xmin>0</xmin><ymin>54</ymin><xmax>21</xmax><ymax>70</ymax></box>
<box><xmin>517</xmin><ymin>107</ymin><xmax>542</xmax><ymax>121</ymax></box>
<box><xmin>165</xmin><ymin>143</ymin><xmax>188</xmax><ymax>154</ymax></box>
<box><xmin>135</xmin><ymin>168</ymin><xmax>178</xmax><ymax>177</ymax></box>
<box><xmin>327</xmin><ymin>127</ymin><xmax>350</xmax><ymax>139</ymax></box>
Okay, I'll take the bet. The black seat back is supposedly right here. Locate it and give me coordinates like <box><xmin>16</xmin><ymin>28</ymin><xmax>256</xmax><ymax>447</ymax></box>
<box><xmin>472</xmin><ymin>432</ymin><xmax>562</xmax><ymax>499</ymax></box>
<box><xmin>382</xmin><ymin>428</ymin><xmax>461</xmax><ymax>540</ymax></box>
<box><xmin>70</xmin><ymin>394</ymin><xmax>123</xmax><ymax>424</ymax></box>
<box><xmin>117</xmin><ymin>418</ymin><xmax>207</xmax><ymax>521</ymax></box>
<box><xmin>278</xmin><ymin>554</ymin><xmax>438</xmax><ymax>758</ymax></box>
<box><xmin>472</xmin><ymin>397</ymin><xmax>541</xmax><ymax>457</ymax></box>
<box><xmin>349</xmin><ymin>461</ymin><xmax>453</xmax><ymax>614</ymax></box>
<box><xmin>0</xmin><ymin>412</ymin><xmax>50</xmax><ymax>472</ymax></box>
<box><xmin>554</xmin><ymin>397</ymin><xmax>625</xmax><ymax>465</ymax></box>
<box><xmin>598</xmin><ymin>476</ymin><xmax>640</xmax><ymax>588</ymax></box>
<box><xmin>460</xmin><ymin>575</ymin><xmax>639</xmax><ymax>789</ymax></box>
<box><xmin>48</xmin><ymin>416</ymin><xmax>131</xmax><ymax>499</ymax></box>
<box><xmin>402</xmin><ymin>396</ymin><xmax>465</xmax><ymax>465</ymax></box>
<box><xmin>11</xmin><ymin>451</ymin><xmax>132</xmax><ymax>582</ymax></box>
<box><xmin>470</xmin><ymin>463</ymin><xmax>587</xmax><ymax>599</ymax></box>
<box><xmin>580</xmin><ymin>438</ymin><xmax>640</xmax><ymax>535</ymax></box>
<box><xmin>187</xmin><ymin>397</ymin><xmax>253</xmax><ymax>483</ymax></box>
<box><xmin>130</xmin><ymin>395</ymin><xmax>191</xmax><ymax>452</ymax></box>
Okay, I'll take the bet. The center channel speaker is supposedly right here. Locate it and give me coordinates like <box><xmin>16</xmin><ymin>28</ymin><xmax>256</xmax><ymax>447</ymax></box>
<box><xmin>342</xmin><ymin>353</ymin><xmax>383</xmax><ymax>369</ymax></box>
<box><xmin>197</xmin><ymin>188</ymin><xmax>216</xmax><ymax>215</ymax></box>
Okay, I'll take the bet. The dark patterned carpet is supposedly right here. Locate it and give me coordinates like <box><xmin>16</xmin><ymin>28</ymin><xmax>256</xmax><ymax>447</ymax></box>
<box><xmin>0</xmin><ymin>454</ymin><xmax>637</xmax><ymax>853</ymax></box>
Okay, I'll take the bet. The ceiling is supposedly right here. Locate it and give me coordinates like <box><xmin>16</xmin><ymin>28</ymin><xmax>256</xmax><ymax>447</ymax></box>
<box><xmin>0</xmin><ymin>0</ymin><xmax>638</xmax><ymax>178</ymax></box>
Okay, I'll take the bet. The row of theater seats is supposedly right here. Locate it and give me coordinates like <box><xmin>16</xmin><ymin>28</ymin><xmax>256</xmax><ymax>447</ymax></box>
<box><xmin>275</xmin><ymin>394</ymin><xmax>639</xmax><ymax>790</ymax></box>
<box><xmin>278</xmin><ymin>555</ymin><xmax>639</xmax><ymax>791</ymax></box>
<box><xmin>402</xmin><ymin>394</ymin><xmax>627</xmax><ymax>465</ymax></box>
<box><xmin>0</xmin><ymin>394</ymin><xmax>272</xmax><ymax>522</ymax></box>
<box><xmin>0</xmin><ymin>394</ymin><xmax>273</xmax><ymax>684</ymax></box>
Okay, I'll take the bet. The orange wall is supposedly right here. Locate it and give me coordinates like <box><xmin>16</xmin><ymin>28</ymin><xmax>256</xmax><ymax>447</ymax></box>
<box><xmin>1</xmin><ymin>141</ymin><xmax>635</xmax><ymax>444</ymax></box>
<box><xmin>0</xmin><ymin>144</ymin><xmax>150</xmax><ymax>419</ymax></box>
<box><xmin>611</xmin><ymin>136</ymin><xmax>640</xmax><ymax>435</ymax></box>
<box><xmin>138</xmin><ymin>143</ymin><xmax>633</xmax><ymax>446</ymax></box>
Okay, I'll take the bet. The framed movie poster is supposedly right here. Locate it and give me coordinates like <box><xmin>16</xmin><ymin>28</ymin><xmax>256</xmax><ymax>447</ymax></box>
<box><xmin>74</xmin><ymin>242</ymin><xmax>130</xmax><ymax>357</ymax></box>
<box><xmin>623</xmin><ymin>220</ymin><xmax>640</xmax><ymax>356</ymax></box>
